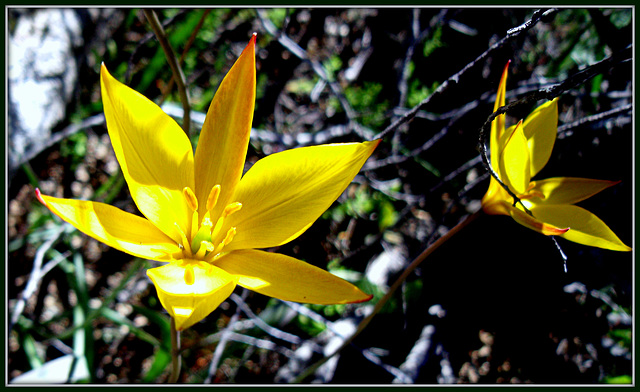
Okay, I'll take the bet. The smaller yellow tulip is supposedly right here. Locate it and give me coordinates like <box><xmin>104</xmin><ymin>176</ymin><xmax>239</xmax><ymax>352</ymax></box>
<box><xmin>482</xmin><ymin>63</ymin><xmax>631</xmax><ymax>252</ymax></box>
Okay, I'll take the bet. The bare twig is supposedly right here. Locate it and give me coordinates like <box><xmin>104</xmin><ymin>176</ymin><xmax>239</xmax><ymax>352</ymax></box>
<box><xmin>160</xmin><ymin>9</ymin><xmax>212</xmax><ymax>104</ymax></box>
<box><xmin>12</xmin><ymin>113</ymin><xmax>105</xmax><ymax>173</ymax></box>
<box><xmin>256</xmin><ymin>8</ymin><xmax>373</xmax><ymax>141</ymax></box>
<box><xmin>375</xmin><ymin>8</ymin><xmax>559</xmax><ymax>142</ymax></box>
<box><xmin>293</xmin><ymin>210</ymin><xmax>483</xmax><ymax>383</ymax></box>
<box><xmin>10</xmin><ymin>225</ymin><xmax>66</xmax><ymax>333</ymax></box>
<box><xmin>205</xmin><ymin>290</ymin><xmax>246</xmax><ymax>383</ymax></box>
<box><xmin>143</xmin><ymin>9</ymin><xmax>191</xmax><ymax>138</ymax></box>
<box><xmin>229</xmin><ymin>293</ymin><xmax>308</xmax><ymax>347</ymax></box>
<box><xmin>557</xmin><ymin>103</ymin><xmax>632</xmax><ymax>138</ymax></box>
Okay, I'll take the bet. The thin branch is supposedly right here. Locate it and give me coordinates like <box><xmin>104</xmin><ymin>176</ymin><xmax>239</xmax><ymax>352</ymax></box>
<box><xmin>10</xmin><ymin>225</ymin><xmax>66</xmax><ymax>333</ymax></box>
<box><xmin>256</xmin><ymin>8</ymin><xmax>373</xmax><ymax>141</ymax></box>
<box><xmin>293</xmin><ymin>209</ymin><xmax>483</xmax><ymax>383</ymax></box>
<box><xmin>205</xmin><ymin>290</ymin><xmax>246</xmax><ymax>384</ymax></box>
<box><xmin>375</xmin><ymin>8</ymin><xmax>559</xmax><ymax>141</ymax></box>
<box><xmin>12</xmin><ymin>113</ymin><xmax>105</xmax><ymax>172</ymax></box>
<box><xmin>557</xmin><ymin>103</ymin><xmax>632</xmax><ymax>137</ymax></box>
<box><xmin>397</xmin><ymin>9</ymin><xmax>449</xmax><ymax>110</ymax></box>
<box><xmin>283</xmin><ymin>301</ymin><xmax>411</xmax><ymax>382</ymax></box>
<box><xmin>229</xmin><ymin>293</ymin><xmax>308</xmax><ymax>348</ymax></box>
<box><xmin>143</xmin><ymin>9</ymin><xmax>191</xmax><ymax>138</ymax></box>
<box><xmin>160</xmin><ymin>9</ymin><xmax>212</xmax><ymax>104</ymax></box>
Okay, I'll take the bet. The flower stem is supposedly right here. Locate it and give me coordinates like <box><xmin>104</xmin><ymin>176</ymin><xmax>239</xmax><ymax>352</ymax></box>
<box><xmin>293</xmin><ymin>209</ymin><xmax>483</xmax><ymax>383</ymax></box>
<box><xmin>168</xmin><ymin>317</ymin><xmax>181</xmax><ymax>383</ymax></box>
<box><xmin>143</xmin><ymin>9</ymin><xmax>191</xmax><ymax>139</ymax></box>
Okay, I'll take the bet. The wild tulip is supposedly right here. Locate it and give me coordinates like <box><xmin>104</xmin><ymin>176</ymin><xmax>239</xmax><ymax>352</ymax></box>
<box><xmin>37</xmin><ymin>35</ymin><xmax>378</xmax><ymax>330</ymax></box>
<box><xmin>482</xmin><ymin>62</ymin><xmax>630</xmax><ymax>252</ymax></box>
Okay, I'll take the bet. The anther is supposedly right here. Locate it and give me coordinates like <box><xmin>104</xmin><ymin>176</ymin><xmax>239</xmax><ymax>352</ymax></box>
<box><xmin>223</xmin><ymin>202</ymin><xmax>243</xmax><ymax>217</ymax></box>
<box><xmin>206</xmin><ymin>185</ymin><xmax>221</xmax><ymax>211</ymax></box>
<box><xmin>223</xmin><ymin>227</ymin><xmax>237</xmax><ymax>246</ymax></box>
<box><xmin>214</xmin><ymin>227</ymin><xmax>237</xmax><ymax>254</ymax></box>
<box><xmin>183</xmin><ymin>187</ymin><xmax>198</xmax><ymax>212</ymax></box>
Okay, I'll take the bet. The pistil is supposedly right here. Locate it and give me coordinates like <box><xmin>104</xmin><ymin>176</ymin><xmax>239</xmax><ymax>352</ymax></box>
<box><xmin>181</xmin><ymin>184</ymin><xmax>243</xmax><ymax>262</ymax></box>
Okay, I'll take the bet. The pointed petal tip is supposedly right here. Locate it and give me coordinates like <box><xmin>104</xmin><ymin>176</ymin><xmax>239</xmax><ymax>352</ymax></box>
<box><xmin>247</xmin><ymin>33</ymin><xmax>257</xmax><ymax>48</ymax></box>
<box><xmin>353</xmin><ymin>293</ymin><xmax>374</xmax><ymax>304</ymax></box>
<box><xmin>173</xmin><ymin>316</ymin><xmax>188</xmax><ymax>331</ymax></box>
<box><xmin>547</xmin><ymin>225</ymin><xmax>570</xmax><ymax>236</ymax></box>
<box><xmin>500</xmin><ymin>61</ymin><xmax>510</xmax><ymax>78</ymax></box>
<box><xmin>35</xmin><ymin>188</ymin><xmax>46</xmax><ymax>206</ymax></box>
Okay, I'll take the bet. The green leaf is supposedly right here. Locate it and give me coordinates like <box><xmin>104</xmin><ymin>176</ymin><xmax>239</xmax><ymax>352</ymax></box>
<box><xmin>99</xmin><ymin>307</ymin><xmax>161</xmax><ymax>347</ymax></box>
<box><xmin>142</xmin><ymin>348</ymin><xmax>172</xmax><ymax>383</ymax></box>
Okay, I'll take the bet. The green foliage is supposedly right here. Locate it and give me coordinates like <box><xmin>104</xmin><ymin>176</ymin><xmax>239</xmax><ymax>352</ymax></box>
<box><xmin>603</xmin><ymin>375</ymin><xmax>632</xmax><ymax>384</ymax></box>
<box><xmin>344</xmin><ymin>82</ymin><xmax>389</xmax><ymax>128</ymax></box>
<box><xmin>423</xmin><ymin>25</ymin><xmax>444</xmax><ymax>57</ymax></box>
<box><xmin>323</xmin><ymin>55</ymin><xmax>342</xmax><ymax>82</ymax></box>
<box><xmin>286</xmin><ymin>77</ymin><xmax>318</xmax><ymax>96</ymax></box>
<box><xmin>264</xmin><ymin>8</ymin><xmax>289</xmax><ymax>29</ymax></box>
<box><xmin>60</xmin><ymin>132</ymin><xmax>87</xmax><ymax>170</ymax></box>
<box><xmin>324</xmin><ymin>185</ymin><xmax>398</xmax><ymax>231</ymax></box>
<box><xmin>608</xmin><ymin>9</ymin><xmax>631</xmax><ymax>28</ymax></box>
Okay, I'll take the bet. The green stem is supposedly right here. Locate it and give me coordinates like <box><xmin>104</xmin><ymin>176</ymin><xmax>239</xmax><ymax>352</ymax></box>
<box><xmin>293</xmin><ymin>209</ymin><xmax>483</xmax><ymax>383</ymax></box>
<box><xmin>169</xmin><ymin>317</ymin><xmax>181</xmax><ymax>383</ymax></box>
<box><xmin>143</xmin><ymin>8</ymin><xmax>191</xmax><ymax>139</ymax></box>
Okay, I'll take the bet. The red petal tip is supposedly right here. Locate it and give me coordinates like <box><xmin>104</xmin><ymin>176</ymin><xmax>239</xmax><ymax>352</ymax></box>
<box><xmin>35</xmin><ymin>188</ymin><xmax>46</xmax><ymax>206</ymax></box>
<box><xmin>353</xmin><ymin>293</ymin><xmax>374</xmax><ymax>304</ymax></box>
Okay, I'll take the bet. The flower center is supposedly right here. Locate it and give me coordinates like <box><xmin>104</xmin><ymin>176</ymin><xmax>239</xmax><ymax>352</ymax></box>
<box><xmin>178</xmin><ymin>185</ymin><xmax>241</xmax><ymax>262</ymax></box>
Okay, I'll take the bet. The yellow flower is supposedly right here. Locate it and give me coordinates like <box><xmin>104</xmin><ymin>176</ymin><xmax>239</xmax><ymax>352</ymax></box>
<box><xmin>482</xmin><ymin>62</ymin><xmax>630</xmax><ymax>252</ymax></box>
<box><xmin>36</xmin><ymin>35</ymin><xmax>379</xmax><ymax>330</ymax></box>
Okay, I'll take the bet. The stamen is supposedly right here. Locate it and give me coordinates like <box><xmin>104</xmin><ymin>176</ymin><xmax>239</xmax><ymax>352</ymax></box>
<box><xmin>223</xmin><ymin>202</ymin><xmax>243</xmax><ymax>217</ymax></box>
<box><xmin>175</xmin><ymin>222</ymin><xmax>192</xmax><ymax>257</ymax></box>
<box><xmin>215</xmin><ymin>227</ymin><xmax>237</xmax><ymax>254</ymax></box>
<box><xmin>194</xmin><ymin>241</ymin><xmax>209</xmax><ymax>259</ymax></box>
<box><xmin>223</xmin><ymin>227</ymin><xmax>237</xmax><ymax>246</ymax></box>
<box><xmin>183</xmin><ymin>186</ymin><xmax>198</xmax><ymax>212</ymax></box>
<box><xmin>206</xmin><ymin>185</ymin><xmax>221</xmax><ymax>211</ymax></box>
<box><xmin>184</xmin><ymin>264</ymin><xmax>195</xmax><ymax>285</ymax></box>
<box><xmin>190</xmin><ymin>210</ymin><xmax>199</xmax><ymax>242</ymax></box>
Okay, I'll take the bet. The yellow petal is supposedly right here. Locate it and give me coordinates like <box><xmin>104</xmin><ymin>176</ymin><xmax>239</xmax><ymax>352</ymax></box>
<box><xmin>215</xmin><ymin>249</ymin><xmax>372</xmax><ymax>304</ymax></box>
<box><xmin>506</xmin><ymin>203</ymin><xmax>569</xmax><ymax>236</ymax></box>
<box><xmin>194</xmin><ymin>35</ymin><xmax>256</xmax><ymax>223</ymax></box>
<box><xmin>100</xmin><ymin>64</ymin><xmax>195</xmax><ymax>243</ymax></box>
<box><xmin>530</xmin><ymin>177</ymin><xmax>620</xmax><ymax>205</ymax></box>
<box><xmin>36</xmin><ymin>189</ymin><xmax>180</xmax><ymax>261</ymax></box>
<box><xmin>530</xmin><ymin>205</ymin><xmax>631</xmax><ymax>251</ymax></box>
<box><xmin>489</xmin><ymin>62</ymin><xmax>510</xmax><ymax>169</ymax></box>
<box><xmin>146</xmin><ymin>261</ymin><xmax>238</xmax><ymax>330</ymax></box>
<box><xmin>499</xmin><ymin>121</ymin><xmax>530</xmax><ymax>195</ymax></box>
<box><xmin>522</xmin><ymin>98</ymin><xmax>558</xmax><ymax>177</ymax></box>
<box><xmin>221</xmin><ymin>140</ymin><xmax>380</xmax><ymax>251</ymax></box>
<box><xmin>482</xmin><ymin>196</ymin><xmax>511</xmax><ymax>216</ymax></box>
